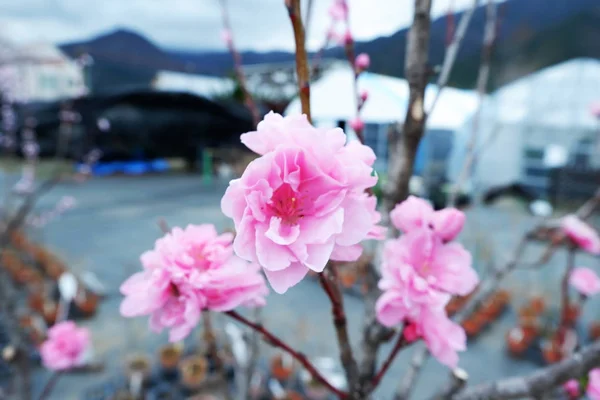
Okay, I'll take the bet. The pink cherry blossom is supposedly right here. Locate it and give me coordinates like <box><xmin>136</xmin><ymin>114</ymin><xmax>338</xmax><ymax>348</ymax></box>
<box><xmin>569</xmin><ymin>267</ymin><xmax>600</xmax><ymax>297</ymax></box>
<box><xmin>328</xmin><ymin>0</ymin><xmax>348</xmax><ymax>21</ymax></box>
<box><xmin>360</xmin><ymin>89</ymin><xmax>369</xmax><ymax>103</ymax></box>
<box><xmin>563</xmin><ymin>379</ymin><xmax>580</xmax><ymax>399</ymax></box>
<box><xmin>40</xmin><ymin>321</ymin><xmax>91</xmax><ymax>371</ymax></box>
<box><xmin>355</xmin><ymin>53</ymin><xmax>370</xmax><ymax>71</ymax></box>
<box><xmin>349</xmin><ymin>117</ymin><xmax>365</xmax><ymax>132</ymax></box>
<box><xmin>562</xmin><ymin>215</ymin><xmax>600</xmax><ymax>254</ymax></box>
<box><xmin>588</xmin><ymin>369</ymin><xmax>600</xmax><ymax>400</ymax></box>
<box><xmin>120</xmin><ymin>224</ymin><xmax>268</xmax><ymax>341</ymax></box>
<box><xmin>343</xmin><ymin>29</ymin><xmax>353</xmax><ymax>46</ymax></box>
<box><xmin>419</xmin><ymin>308</ymin><xmax>466</xmax><ymax>368</ymax></box>
<box><xmin>390</xmin><ymin>195</ymin><xmax>466</xmax><ymax>241</ymax></box>
<box><xmin>590</xmin><ymin>101</ymin><xmax>600</xmax><ymax>119</ymax></box>
<box><xmin>221</xmin><ymin>112</ymin><xmax>383</xmax><ymax>293</ymax></box>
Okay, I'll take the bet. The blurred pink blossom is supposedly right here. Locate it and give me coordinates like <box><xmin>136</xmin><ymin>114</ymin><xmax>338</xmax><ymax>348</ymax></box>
<box><xmin>390</xmin><ymin>195</ymin><xmax>466</xmax><ymax>242</ymax></box>
<box><xmin>355</xmin><ymin>53</ymin><xmax>370</xmax><ymax>71</ymax></box>
<box><xmin>569</xmin><ymin>267</ymin><xmax>600</xmax><ymax>297</ymax></box>
<box><xmin>40</xmin><ymin>321</ymin><xmax>91</xmax><ymax>371</ymax></box>
<box><xmin>221</xmin><ymin>112</ymin><xmax>383</xmax><ymax>293</ymax></box>
<box><xmin>360</xmin><ymin>89</ymin><xmax>369</xmax><ymax>103</ymax></box>
<box><xmin>120</xmin><ymin>224</ymin><xmax>268</xmax><ymax>341</ymax></box>
<box><xmin>562</xmin><ymin>215</ymin><xmax>600</xmax><ymax>254</ymax></box>
<box><xmin>588</xmin><ymin>369</ymin><xmax>600</xmax><ymax>400</ymax></box>
<box><xmin>349</xmin><ymin>117</ymin><xmax>364</xmax><ymax>132</ymax></box>
<box><xmin>563</xmin><ymin>379</ymin><xmax>580</xmax><ymax>399</ymax></box>
<box><xmin>418</xmin><ymin>308</ymin><xmax>466</xmax><ymax>368</ymax></box>
<box><xmin>328</xmin><ymin>0</ymin><xmax>348</xmax><ymax>21</ymax></box>
<box><xmin>221</xmin><ymin>29</ymin><xmax>233</xmax><ymax>47</ymax></box>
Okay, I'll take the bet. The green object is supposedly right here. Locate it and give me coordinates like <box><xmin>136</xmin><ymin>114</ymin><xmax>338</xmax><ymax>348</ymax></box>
<box><xmin>202</xmin><ymin>149</ymin><xmax>213</xmax><ymax>185</ymax></box>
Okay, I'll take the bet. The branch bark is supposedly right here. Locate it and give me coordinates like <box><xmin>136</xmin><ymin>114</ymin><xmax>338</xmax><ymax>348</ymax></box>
<box><xmin>286</xmin><ymin>0</ymin><xmax>311</xmax><ymax>121</ymax></box>
<box><xmin>453</xmin><ymin>341</ymin><xmax>600</xmax><ymax>400</ymax></box>
<box><xmin>225</xmin><ymin>311</ymin><xmax>347</xmax><ymax>398</ymax></box>
<box><xmin>219</xmin><ymin>0</ymin><xmax>261</xmax><ymax>127</ymax></box>
<box><xmin>447</xmin><ymin>0</ymin><xmax>497</xmax><ymax>207</ymax></box>
<box><xmin>319</xmin><ymin>267</ymin><xmax>360</xmax><ymax>395</ymax></box>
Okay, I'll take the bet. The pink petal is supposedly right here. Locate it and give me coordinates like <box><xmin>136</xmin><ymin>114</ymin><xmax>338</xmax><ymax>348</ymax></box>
<box><xmin>430</xmin><ymin>242</ymin><xmax>478</xmax><ymax>296</ymax></box>
<box><xmin>263</xmin><ymin>262</ymin><xmax>309</xmax><ymax>294</ymax></box>
<box><xmin>255</xmin><ymin>226</ymin><xmax>293</xmax><ymax>271</ymax></box>
<box><xmin>330</xmin><ymin>243</ymin><xmax>363</xmax><ymax>262</ymax></box>
<box><xmin>265</xmin><ymin>217</ymin><xmax>301</xmax><ymax>245</ymax></box>
<box><xmin>375</xmin><ymin>290</ymin><xmax>407</xmax><ymax>327</ymax></box>
<box><xmin>431</xmin><ymin>208</ymin><xmax>465</xmax><ymax>241</ymax></box>
<box><xmin>389</xmin><ymin>196</ymin><xmax>434</xmax><ymax>233</ymax></box>
<box><xmin>304</xmin><ymin>239</ymin><xmax>336</xmax><ymax>272</ymax></box>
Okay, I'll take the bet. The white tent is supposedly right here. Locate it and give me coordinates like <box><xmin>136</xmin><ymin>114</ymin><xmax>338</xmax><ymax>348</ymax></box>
<box><xmin>447</xmin><ymin>58</ymin><xmax>600</xmax><ymax>193</ymax></box>
<box><xmin>153</xmin><ymin>70</ymin><xmax>234</xmax><ymax>99</ymax></box>
<box><xmin>284</xmin><ymin>65</ymin><xmax>478</xmax><ymax>131</ymax></box>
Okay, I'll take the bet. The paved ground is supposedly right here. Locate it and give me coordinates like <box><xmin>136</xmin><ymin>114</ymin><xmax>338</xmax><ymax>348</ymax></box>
<box><xmin>19</xmin><ymin>173</ymin><xmax>599</xmax><ymax>399</ymax></box>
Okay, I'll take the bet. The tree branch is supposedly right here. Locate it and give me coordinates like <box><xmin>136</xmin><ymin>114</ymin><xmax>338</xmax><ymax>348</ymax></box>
<box><xmin>453</xmin><ymin>341</ymin><xmax>600</xmax><ymax>400</ymax></box>
<box><xmin>366</xmin><ymin>332</ymin><xmax>409</xmax><ymax>394</ymax></box>
<box><xmin>319</xmin><ymin>267</ymin><xmax>360</xmax><ymax>393</ymax></box>
<box><xmin>219</xmin><ymin>0</ymin><xmax>261</xmax><ymax>127</ymax></box>
<box><xmin>286</xmin><ymin>0</ymin><xmax>312</xmax><ymax>121</ymax></box>
<box><xmin>225</xmin><ymin>310</ymin><xmax>347</xmax><ymax>398</ymax></box>
<box><xmin>447</xmin><ymin>0</ymin><xmax>497</xmax><ymax>207</ymax></box>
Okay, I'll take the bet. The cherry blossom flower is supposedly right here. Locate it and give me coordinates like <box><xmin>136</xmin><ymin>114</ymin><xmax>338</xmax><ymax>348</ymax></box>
<box><xmin>349</xmin><ymin>117</ymin><xmax>365</xmax><ymax>132</ymax></box>
<box><xmin>328</xmin><ymin>0</ymin><xmax>348</xmax><ymax>21</ymax></box>
<box><xmin>221</xmin><ymin>112</ymin><xmax>383</xmax><ymax>293</ymax></box>
<box><xmin>562</xmin><ymin>215</ymin><xmax>600</xmax><ymax>255</ymax></box>
<box><xmin>569</xmin><ymin>267</ymin><xmax>600</xmax><ymax>297</ymax></box>
<box><xmin>120</xmin><ymin>224</ymin><xmax>268</xmax><ymax>341</ymax></box>
<box><xmin>588</xmin><ymin>369</ymin><xmax>600</xmax><ymax>400</ymax></box>
<box><xmin>40</xmin><ymin>321</ymin><xmax>91</xmax><ymax>371</ymax></box>
<box><xmin>355</xmin><ymin>53</ymin><xmax>370</xmax><ymax>72</ymax></box>
<box><xmin>563</xmin><ymin>379</ymin><xmax>580</xmax><ymax>399</ymax></box>
<box><xmin>390</xmin><ymin>195</ymin><xmax>466</xmax><ymax>242</ymax></box>
<box><xmin>360</xmin><ymin>89</ymin><xmax>369</xmax><ymax>103</ymax></box>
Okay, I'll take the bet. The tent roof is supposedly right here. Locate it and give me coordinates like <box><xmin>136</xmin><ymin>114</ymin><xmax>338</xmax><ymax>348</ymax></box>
<box><xmin>284</xmin><ymin>65</ymin><xmax>478</xmax><ymax>130</ymax></box>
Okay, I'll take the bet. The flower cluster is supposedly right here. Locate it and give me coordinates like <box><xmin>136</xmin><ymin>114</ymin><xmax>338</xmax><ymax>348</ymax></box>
<box><xmin>40</xmin><ymin>321</ymin><xmax>91</xmax><ymax>371</ymax></box>
<box><xmin>376</xmin><ymin>196</ymin><xmax>479</xmax><ymax>368</ymax></box>
<box><xmin>120</xmin><ymin>224</ymin><xmax>268</xmax><ymax>341</ymax></box>
<box><xmin>221</xmin><ymin>112</ymin><xmax>384</xmax><ymax>294</ymax></box>
<box><xmin>563</xmin><ymin>368</ymin><xmax>600</xmax><ymax>399</ymax></box>
<box><xmin>561</xmin><ymin>214</ymin><xmax>600</xmax><ymax>255</ymax></box>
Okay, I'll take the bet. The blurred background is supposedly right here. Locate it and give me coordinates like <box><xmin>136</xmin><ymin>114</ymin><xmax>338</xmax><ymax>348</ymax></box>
<box><xmin>0</xmin><ymin>0</ymin><xmax>599</xmax><ymax>399</ymax></box>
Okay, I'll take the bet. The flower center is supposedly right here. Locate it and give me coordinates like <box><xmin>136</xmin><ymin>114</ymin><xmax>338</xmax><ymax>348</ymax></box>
<box><xmin>268</xmin><ymin>183</ymin><xmax>304</xmax><ymax>225</ymax></box>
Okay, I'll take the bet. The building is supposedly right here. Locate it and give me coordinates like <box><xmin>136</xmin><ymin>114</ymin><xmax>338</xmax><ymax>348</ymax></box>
<box><xmin>285</xmin><ymin>64</ymin><xmax>479</xmax><ymax>175</ymax></box>
<box><xmin>152</xmin><ymin>70</ymin><xmax>234</xmax><ymax>99</ymax></box>
<box><xmin>448</xmin><ymin>58</ymin><xmax>600</xmax><ymax>197</ymax></box>
<box><xmin>0</xmin><ymin>41</ymin><xmax>86</xmax><ymax>103</ymax></box>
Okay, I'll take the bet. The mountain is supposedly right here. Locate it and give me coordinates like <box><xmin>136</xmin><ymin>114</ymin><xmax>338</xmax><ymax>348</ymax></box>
<box><xmin>58</xmin><ymin>0</ymin><xmax>600</xmax><ymax>93</ymax></box>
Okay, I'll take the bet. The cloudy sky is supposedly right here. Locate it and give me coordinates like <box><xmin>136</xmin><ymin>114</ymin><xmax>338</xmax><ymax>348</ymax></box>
<box><xmin>0</xmin><ymin>0</ymin><xmax>491</xmax><ymax>52</ymax></box>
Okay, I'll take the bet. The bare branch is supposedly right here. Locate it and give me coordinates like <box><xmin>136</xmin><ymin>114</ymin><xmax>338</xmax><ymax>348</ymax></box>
<box><xmin>453</xmin><ymin>341</ymin><xmax>600</xmax><ymax>400</ymax></box>
<box><xmin>225</xmin><ymin>310</ymin><xmax>348</xmax><ymax>398</ymax></box>
<box><xmin>428</xmin><ymin>0</ymin><xmax>479</xmax><ymax>114</ymax></box>
<box><xmin>286</xmin><ymin>0</ymin><xmax>312</xmax><ymax>120</ymax></box>
<box><xmin>447</xmin><ymin>0</ymin><xmax>497</xmax><ymax>207</ymax></box>
<box><xmin>219</xmin><ymin>0</ymin><xmax>261</xmax><ymax>127</ymax></box>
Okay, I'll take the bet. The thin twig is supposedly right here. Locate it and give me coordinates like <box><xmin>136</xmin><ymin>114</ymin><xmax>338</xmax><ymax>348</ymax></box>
<box><xmin>427</xmin><ymin>0</ymin><xmax>479</xmax><ymax>114</ymax></box>
<box><xmin>367</xmin><ymin>332</ymin><xmax>408</xmax><ymax>394</ymax></box>
<box><xmin>286</xmin><ymin>0</ymin><xmax>312</xmax><ymax>121</ymax></box>
<box><xmin>318</xmin><ymin>269</ymin><xmax>359</xmax><ymax>391</ymax></box>
<box><xmin>559</xmin><ymin>248</ymin><xmax>576</xmax><ymax>329</ymax></box>
<box><xmin>219</xmin><ymin>0</ymin><xmax>261</xmax><ymax>127</ymax></box>
<box><xmin>37</xmin><ymin>372</ymin><xmax>61</xmax><ymax>400</ymax></box>
<box><xmin>225</xmin><ymin>310</ymin><xmax>348</xmax><ymax>398</ymax></box>
<box><xmin>447</xmin><ymin>0</ymin><xmax>497</xmax><ymax>207</ymax></box>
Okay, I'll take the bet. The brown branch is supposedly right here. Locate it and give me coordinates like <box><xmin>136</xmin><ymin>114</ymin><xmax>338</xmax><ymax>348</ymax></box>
<box><xmin>452</xmin><ymin>340</ymin><xmax>600</xmax><ymax>400</ymax></box>
<box><xmin>225</xmin><ymin>310</ymin><xmax>347</xmax><ymax>398</ymax></box>
<box><xmin>559</xmin><ymin>248</ymin><xmax>576</xmax><ymax>329</ymax></box>
<box><xmin>318</xmin><ymin>269</ymin><xmax>359</xmax><ymax>392</ymax></box>
<box><xmin>219</xmin><ymin>0</ymin><xmax>261</xmax><ymax>127</ymax></box>
<box><xmin>37</xmin><ymin>372</ymin><xmax>61</xmax><ymax>400</ymax></box>
<box><xmin>286</xmin><ymin>0</ymin><xmax>312</xmax><ymax>121</ymax></box>
<box><xmin>367</xmin><ymin>332</ymin><xmax>409</xmax><ymax>394</ymax></box>
<box><xmin>447</xmin><ymin>0</ymin><xmax>497</xmax><ymax>207</ymax></box>
<box><xmin>427</xmin><ymin>0</ymin><xmax>479</xmax><ymax>114</ymax></box>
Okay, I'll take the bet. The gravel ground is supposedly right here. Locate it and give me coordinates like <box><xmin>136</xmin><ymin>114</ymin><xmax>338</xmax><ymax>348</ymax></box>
<box><xmin>9</xmin><ymin>173</ymin><xmax>598</xmax><ymax>399</ymax></box>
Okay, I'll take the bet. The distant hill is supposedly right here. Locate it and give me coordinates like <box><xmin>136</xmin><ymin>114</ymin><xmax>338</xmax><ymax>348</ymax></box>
<box><xmin>59</xmin><ymin>0</ymin><xmax>600</xmax><ymax>93</ymax></box>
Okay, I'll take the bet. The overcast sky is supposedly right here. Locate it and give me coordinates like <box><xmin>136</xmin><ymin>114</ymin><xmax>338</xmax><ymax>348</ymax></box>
<box><xmin>0</xmin><ymin>0</ymin><xmax>494</xmax><ymax>52</ymax></box>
